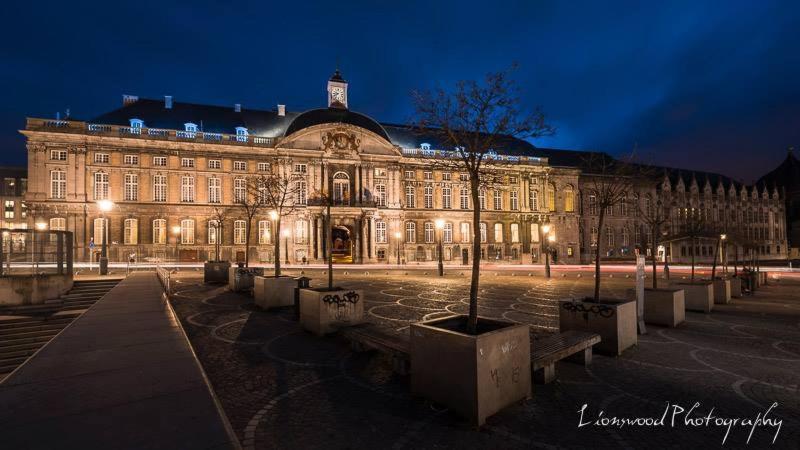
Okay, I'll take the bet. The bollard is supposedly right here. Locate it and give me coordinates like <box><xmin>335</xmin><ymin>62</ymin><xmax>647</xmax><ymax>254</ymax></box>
<box><xmin>294</xmin><ymin>276</ymin><xmax>311</xmax><ymax>321</ymax></box>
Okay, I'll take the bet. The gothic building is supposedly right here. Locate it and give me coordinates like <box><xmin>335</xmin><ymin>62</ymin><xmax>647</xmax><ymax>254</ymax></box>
<box><xmin>21</xmin><ymin>71</ymin><xmax>581</xmax><ymax>265</ymax></box>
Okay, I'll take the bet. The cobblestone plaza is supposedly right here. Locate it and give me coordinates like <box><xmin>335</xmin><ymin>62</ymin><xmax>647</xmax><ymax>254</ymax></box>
<box><xmin>168</xmin><ymin>271</ymin><xmax>800</xmax><ymax>449</ymax></box>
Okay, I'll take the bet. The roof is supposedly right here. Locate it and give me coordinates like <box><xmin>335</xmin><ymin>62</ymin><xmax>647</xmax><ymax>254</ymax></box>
<box><xmin>285</xmin><ymin>108</ymin><xmax>390</xmax><ymax>141</ymax></box>
<box><xmin>757</xmin><ymin>150</ymin><xmax>800</xmax><ymax>193</ymax></box>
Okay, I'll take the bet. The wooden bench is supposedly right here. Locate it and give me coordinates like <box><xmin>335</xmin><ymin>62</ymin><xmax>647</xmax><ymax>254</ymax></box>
<box><xmin>339</xmin><ymin>323</ymin><xmax>410</xmax><ymax>375</ymax></box>
<box><xmin>531</xmin><ymin>330</ymin><xmax>601</xmax><ymax>384</ymax></box>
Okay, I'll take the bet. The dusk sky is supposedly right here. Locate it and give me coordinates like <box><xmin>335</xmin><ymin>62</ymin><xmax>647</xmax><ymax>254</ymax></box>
<box><xmin>2</xmin><ymin>0</ymin><xmax>798</xmax><ymax>182</ymax></box>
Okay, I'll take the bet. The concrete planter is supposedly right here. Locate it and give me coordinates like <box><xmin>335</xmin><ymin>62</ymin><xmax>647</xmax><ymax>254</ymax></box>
<box><xmin>713</xmin><ymin>279</ymin><xmax>731</xmax><ymax>304</ymax></box>
<box><xmin>673</xmin><ymin>281</ymin><xmax>714</xmax><ymax>313</ymax></box>
<box><xmin>254</xmin><ymin>275</ymin><xmax>296</xmax><ymax>310</ymax></box>
<box><xmin>559</xmin><ymin>298</ymin><xmax>637</xmax><ymax>356</ymax></box>
<box><xmin>643</xmin><ymin>288</ymin><xmax>685</xmax><ymax>327</ymax></box>
<box><xmin>759</xmin><ymin>272</ymin><xmax>768</xmax><ymax>285</ymax></box>
<box><xmin>203</xmin><ymin>261</ymin><xmax>231</xmax><ymax>284</ymax></box>
<box><xmin>228</xmin><ymin>266</ymin><xmax>264</xmax><ymax>293</ymax></box>
<box><xmin>410</xmin><ymin>315</ymin><xmax>531</xmax><ymax>427</ymax></box>
<box><xmin>0</xmin><ymin>274</ymin><xmax>73</xmax><ymax>306</ymax></box>
<box><xmin>299</xmin><ymin>287</ymin><xmax>364</xmax><ymax>336</ymax></box>
<box><xmin>729</xmin><ymin>277</ymin><xmax>742</xmax><ymax>298</ymax></box>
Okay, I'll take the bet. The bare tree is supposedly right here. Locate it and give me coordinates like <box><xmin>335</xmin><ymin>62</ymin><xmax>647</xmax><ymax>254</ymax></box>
<box><xmin>412</xmin><ymin>67</ymin><xmax>554</xmax><ymax>334</ymax></box>
<box><xmin>636</xmin><ymin>193</ymin><xmax>669</xmax><ymax>289</ymax></box>
<box><xmin>309</xmin><ymin>174</ymin><xmax>335</xmax><ymax>289</ymax></box>
<box><xmin>234</xmin><ymin>175</ymin><xmax>271</xmax><ymax>268</ymax></box>
<box><xmin>581</xmin><ymin>153</ymin><xmax>638</xmax><ymax>301</ymax></box>
<box><xmin>662</xmin><ymin>207</ymin><xmax>713</xmax><ymax>282</ymax></box>
<box><xmin>259</xmin><ymin>161</ymin><xmax>305</xmax><ymax>276</ymax></box>
<box><xmin>209</xmin><ymin>206</ymin><xmax>230</xmax><ymax>262</ymax></box>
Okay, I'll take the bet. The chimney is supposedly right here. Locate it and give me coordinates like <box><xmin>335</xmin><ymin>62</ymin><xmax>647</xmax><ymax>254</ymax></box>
<box><xmin>234</xmin><ymin>103</ymin><xmax>241</xmax><ymax>112</ymax></box>
<box><xmin>277</xmin><ymin>104</ymin><xmax>286</xmax><ymax>116</ymax></box>
<box><xmin>122</xmin><ymin>94</ymin><xmax>139</xmax><ymax>106</ymax></box>
<box><xmin>164</xmin><ymin>95</ymin><xmax>173</xmax><ymax>109</ymax></box>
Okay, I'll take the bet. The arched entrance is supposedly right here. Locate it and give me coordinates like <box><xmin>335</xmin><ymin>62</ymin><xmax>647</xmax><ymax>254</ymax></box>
<box><xmin>331</xmin><ymin>225</ymin><xmax>353</xmax><ymax>263</ymax></box>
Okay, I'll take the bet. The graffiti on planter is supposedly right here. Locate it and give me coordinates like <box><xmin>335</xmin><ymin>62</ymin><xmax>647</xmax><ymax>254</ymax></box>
<box><xmin>490</xmin><ymin>365</ymin><xmax>522</xmax><ymax>388</ymax></box>
<box><xmin>562</xmin><ymin>301</ymin><xmax>615</xmax><ymax>323</ymax></box>
<box><xmin>322</xmin><ymin>291</ymin><xmax>360</xmax><ymax>322</ymax></box>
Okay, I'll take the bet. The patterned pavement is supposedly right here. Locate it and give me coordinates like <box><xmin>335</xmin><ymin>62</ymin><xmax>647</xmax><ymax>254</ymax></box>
<box><xmin>168</xmin><ymin>271</ymin><xmax>800</xmax><ymax>449</ymax></box>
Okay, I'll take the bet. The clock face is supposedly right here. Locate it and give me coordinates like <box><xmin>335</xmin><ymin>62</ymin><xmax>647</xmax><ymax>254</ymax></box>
<box><xmin>331</xmin><ymin>87</ymin><xmax>344</xmax><ymax>102</ymax></box>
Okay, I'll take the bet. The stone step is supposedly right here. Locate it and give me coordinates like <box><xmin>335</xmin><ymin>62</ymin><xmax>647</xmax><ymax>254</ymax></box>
<box><xmin>0</xmin><ymin>321</ymin><xmax>73</xmax><ymax>335</ymax></box>
<box><xmin>0</xmin><ymin>334</ymin><xmax>53</xmax><ymax>348</ymax></box>
<box><xmin>0</xmin><ymin>347</ymin><xmax>37</xmax><ymax>360</ymax></box>
<box><xmin>0</xmin><ymin>341</ymin><xmax>47</xmax><ymax>354</ymax></box>
<box><xmin>0</xmin><ymin>328</ymin><xmax>61</xmax><ymax>340</ymax></box>
<box><xmin>0</xmin><ymin>356</ymin><xmax>30</xmax><ymax>374</ymax></box>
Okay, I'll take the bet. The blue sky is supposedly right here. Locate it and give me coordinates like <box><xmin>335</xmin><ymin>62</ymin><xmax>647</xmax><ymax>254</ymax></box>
<box><xmin>2</xmin><ymin>0</ymin><xmax>798</xmax><ymax>181</ymax></box>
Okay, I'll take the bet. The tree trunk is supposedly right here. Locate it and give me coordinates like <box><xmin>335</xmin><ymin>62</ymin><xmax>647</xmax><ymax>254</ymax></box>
<box><xmin>690</xmin><ymin>236</ymin><xmax>696</xmax><ymax>282</ymax></box>
<box><xmin>651</xmin><ymin>225</ymin><xmax>658</xmax><ymax>289</ymax></box>
<box><xmin>467</xmin><ymin>177</ymin><xmax>482</xmax><ymax>335</ymax></box>
<box><xmin>327</xmin><ymin>200</ymin><xmax>333</xmax><ymax>290</ymax></box>
<box><xmin>274</xmin><ymin>216</ymin><xmax>282</xmax><ymax>277</ymax></box>
<box><xmin>245</xmin><ymin>217</ymin><xmax>252</xmax><ymax>268</ymax></box>
<box><xmin>711</xmin><ymin>237</ymin><xmax>719</xmax><ymax>279</ymax></box>
<box><xmin>593</xmin><ymin>211</ymin><xmax>605</xmax><ymax>301</ymax></box>
<box><xmin>733</xmin><ymin>245</ymin><xmax>738</xmax><ymax>276</ymax></box>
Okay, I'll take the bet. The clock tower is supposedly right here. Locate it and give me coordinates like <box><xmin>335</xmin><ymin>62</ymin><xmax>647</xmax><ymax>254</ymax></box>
<box><xmin>327</xmin><ymin>69</ymin><xmax>348</xmax><ymax>109</ymax></box>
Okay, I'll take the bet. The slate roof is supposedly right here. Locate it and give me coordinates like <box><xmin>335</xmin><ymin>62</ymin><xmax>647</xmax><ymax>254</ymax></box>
<box><xmin>757</xmin><ymin>151</ymin><xmax>800</xmax><ymax>193</ymax></box>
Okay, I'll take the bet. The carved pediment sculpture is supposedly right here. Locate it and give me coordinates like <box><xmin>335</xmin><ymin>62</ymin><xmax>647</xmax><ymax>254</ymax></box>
<box><xmin>322</xmin><ymin>129</ymin><xmax>360</xmax><ymax>153</ymax></box>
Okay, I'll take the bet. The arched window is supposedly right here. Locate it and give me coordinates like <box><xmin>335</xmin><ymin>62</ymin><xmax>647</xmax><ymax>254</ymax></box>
<box><xmin>234</xmin><ymin>220</ymin><xmax>246</xmax><ymax>245</ymax></box>
<box><xmin>510</xmin><ymin>223</ymin><xmax>520</xmax><ymax>243</ymax></box>
<box><xmin>124</xmin><ymin>218</ymin><xmax>138</xmax><ymax>245</ymax></box>
<box><xmin>181</xmin><ymin>219</ymin><xmax>195</xmax><ymax>244</ymax></box>
<box><xmin>235</xmin><ymin>126</ymin><xmax>248</xmax><ymax>142</ymax></box>
<box><xmin>333</xmin><ymin>172</ymin><xmax>350</xmax><ymax>205</ymax></box>
<box><xmin>405</xmin><ymin>222</ymin><xmax>416</xmax><ymax>243</ymax></box>
<box><xmin>564</xmin><ymin>185</ymin><xmax>575</xmax><ymax>212</ymax></box>
<box><xmin>129</xmin><ymin>118</ymin><xmax>144</xmax><ymax>131</ymax></box>
<box><xmin>153</xmin><ymin>219</ymin><xmax>166</xmax><ymax>244</ymax></box>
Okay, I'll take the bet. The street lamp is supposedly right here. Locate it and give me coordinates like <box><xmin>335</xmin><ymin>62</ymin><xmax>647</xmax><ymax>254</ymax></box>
<box><xmin>435</xmin><ymin>219</ymin><xmax>445</xmax><ymax>276</ymax></box>
<box><xmin>720</xmin><ymin>233</ymin><xmax>727</xmax><ymax>274</ymax></box>
<box><xmin>172</xmin><ymin>225</ymin><xmax>181</xmax><ymax>263</ymax></box>
<box><xmin>33</xmin><ymin>222</ymin><xmax>47</xmax><ymax>273</ymax></box>
<box><xmin>541</xmin><ymin>223</ymin><xmax>552</xmax><ymax>278</ymax></box>
<box><xmin>394</xmin><ymin>231</ymin><xmax>402</xmax><ymax>265</ymax></box>
<box><xmin>282</xmin><ymin>229</ymin><xmax>290</xmax><ymax>264</ymax></box>
<box><xmin>97</xmin><ymin>199</ymin><xmax>114</xmax><ymax>275</ymax></box>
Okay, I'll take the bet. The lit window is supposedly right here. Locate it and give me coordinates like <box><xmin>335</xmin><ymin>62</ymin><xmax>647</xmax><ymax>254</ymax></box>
<box><xmin>443</xmin><ymin>223</ymin><xmax>453</xmax><ymax>244</ymax></box>
<box><xmin>124</xmin><ymin>218</ymin><xmax>138</xmax><ymax>245</ymax></box>
<box><xmin>181</xmin><ymin>176</ymin><xmax>195</xmax><ymax>202</ymax></box>
<box><xmin>375</xmin><ymin>184</ymin><xmax>386</xmax><ymax>207</ymax></box>
<box><xmin>208</xmin><ymin>159</ymin><xmax>221</xmax><ymax>169</ymax></box>
<box><xmin>4</xmin><ymin>200</ymin><xmax>14</xmax><ymax>219</ymax></box>
<box><xmin>547</xmin><ymin>184</ymin><xmax>556</xmax><ymax>211</ymax></box>
<box><xmin>376</xmin><ymin>221</ymin><xmax>387</xmax><ymax>243</ymax></box>
<box><xmin>124</xmin><ymin>173</ymin><xmax>138</xmax><ymax>201</ymax></box>
<box><xmin>50</xmin><ymin>170</ymin><xmax>66</xmax><ymax>199</ymax></box>
<box><xmin>153</xmin><ymin>156</ymin><xmax>167</xmax><ymax>167</ymax></box>
<box><xmin>123</xmin><ymin>154</ymin><xmax>139</xmax><ymax>165</ymax></box>
<box><xmin>94</xmin><ymin>172</ymin><xmax>109</xmax><ymax>200</ymax></box>
<box><xmin>153</xmin><ymin>219</ymin><xmax>166</xmax><ymax>244</ymax></box>
<box><xmin>258</xmin><ymin>162</ymin><xmax>270</xmax><ymax>172</ymax></box>
<box><xmin>234</xmin><ymin>178</ymin><xmax>246</xmax><ymax>203</ymax></box>
<box><xmin>294</xmin><ymin>163</ymin><xmax>307</xmax><ymax>173</ymax></box>
<box><xmin>181</xmin><ymin>219</ymin><xmax>195</xmax><ymax>244</ymax></box>
<box><xmin>424</xmin><ymin>222</ymin><xmax>434</xmax><ymax>243</ymax></box>
<box><xmin>208</xmin><ymin>177</ymin><xmax>221</xmax><ymax>203</ymax></box>
<box><xmin>494</xmin><ymin>223</ymin><xmax>503</xmax><ymax>243</ymax></box>
<box><xmin>235</xmin><ymin>127</ymin><xmax>248</xmax><ymax>142</ymax></box>
<box><xmin>460</xmin><ymin>222</ymin><xmax>470</xmax><ymax>243</ymax></box>
<box><xmin>234</xmin><ymin>161</ymin><xmax>247</xmax><ymax>171</ymax></box>
<box><xmin>49</xmin><ymin>217</ymin><xmax>66</xmax><ymax>231</ymax></box>
<box><xmin>234</xmin><ymin>220</ymin><xmax>246</xmax><ymax>244</ymax></box>
<box><xmin>153</xmin><ymin>174</ymin><xmax>167</xmax><ymax>202</ymax></box>
<box><xmin>50</xmin><ymin>149</ymin><xmax>67</xmax><ymax>161</ymax></box>
<box><xmin>511</xmin><ymin>223</ymin><xmax>520</xmax><ymax>243</ymax></box>
<box><xmin>181</xmin><ymin>158</ymin><xmax>195</xmax><ymax>168</ymax></box>
<box><xmin>564</xmin><ymin>186</ymin><xmax>575</xmax><ymax>212</ymax></box>
<box><xmin>94</xmin><ymin>153</ymin><xmax>109</xmax><ymax>164</ymax></box>
<box><xmin>405</xmin><ymin>222</ymin><xmax>416</xmax><ymax>243</ymax></box>
<box><xmin>258</xmin><ymin>220</ymin><xmax>271</xmax><ymax>245</ymax></box>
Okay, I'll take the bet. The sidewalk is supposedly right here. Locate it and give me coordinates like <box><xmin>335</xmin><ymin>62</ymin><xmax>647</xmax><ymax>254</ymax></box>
<box><xmin>0</xmin><ymin>272</ymin><xmax>238</xmax><ymax>449</ymax></box>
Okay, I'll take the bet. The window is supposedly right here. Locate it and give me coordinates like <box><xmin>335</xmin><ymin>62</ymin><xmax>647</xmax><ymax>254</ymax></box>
<box><xmin>511</xmin><ymin>223</ymin><xmax>520</xmax><ymax>243</ymax></box>
<box><xmin>153</xmin><ymin>156</ymin><xmax>167</xmax><ymax>167</ymax></box>
<box><xmin>93</xmin><ymin>218</ymin><xmax>106</xmax><ymax>245</ymax></box>
<box><xmin>622</xmin><ymin>228</ymin><xmax>630</xmax><ymax>247</ymax></box>
<box><xmin>510</xmin><ymin>191</ymin><xmax>519</xmax><ymax>211</ymax></box>
<box><xmin>234</xmin><ymin>178</ymin><xmax>246</xmax><ymax>203</ymax></box>
<box><xmin>181</xmin><ymin>176</ymin><xmax>195</xmax><ymax>202</ymax></box>
<box><xmin>423</xmin><ymin>171</ymin><xmax>433</xmax><ymax>180</ymax></box>
<box><xmin>208</xmin><ymin>178</ymin><xmax>221</xmax><ymax>203</ymax></box>
<box><xmin>567</xmin><ymin>247</ymin><xmax>574</xmax><ymax>257</ymax></box>
<box><xmin>442</xmin><ymin>172</ymin><xmax>452</xmax><ymax>181</ymax></box>
<box><xmin>644</xmin><ymin>197</ymin><xmax>652</xmax><ymax>217</ymax></box>
<box><xmin>405</xmin><ymin>170</ymin><xmax>415</xmax><ymax>180</ymax></box>
<box><xmin>460</xmin><ymin>188</ymin><xmax>469</xmax><ymax>209</ymax></box>
<box><xmin>590</xmin><ymin>226</ymin><xmax>598</xmax><ymax>245</ymax></box>
<box><xmin>619</xmin><ymin>197</ymin><xmax>628</xmax><ymax>216</ymax></box>
<box><xmin>405</xmin><ymin>222</ymin><xmax>416</xmax><ymax>243</ymax></box>
<box><xmin>234</xmin><ymin>220</ymin><xmax>246</xmax><ymax>244</ymax></box>
<box><xmin>258</xmin><ymin>220</ymin><xmax>271</xmax><ymax>244</ymax></box>
<box><xmin>493</xmin><ymin>190</ymin><xmax>502</xmax><ymax>211</ymax></box>
<box><xmin>494</xmin><ymin>223</ymin><xmax>503</xmax><ymax>243</ymax></box>
<box><xmin>459</xmin><ymin>173</ymin><xmax>469</xmax><ymax>181</ymax></box>
<box><xmin>442</xmin><ymin>185</ymin><xmax>452</xmax><ymax>209</ymax></box>
<box><xmin>208</xmin><ymin>159</ymin><xmax>221</xmax><ymax>169</ymax></box>
<box><xmin>531</xmin><ymin>223</ymin><xmax>540</xmax><ymax>242</ymax></box>
<box><xmin>295</xmin><ymin>180</ymin><xmax>307</xmax><ymax>205</ymax></box>
<box><xmin>374</xmin><ymin>167</ymin><xmax>387</xmax><ymax>177</ymax></box>
<box><xmin>332</xmin><ymin>172</ymin><xmax>349</xmax><ymax>205</ymax></box>
<box><xmin>424</xmin><ymin>222</ymin><xmax>435</xmax><ymax>243</ymax></box>
<box><xmin>123</xmin><ymin>173</ymin><xmax>138</xmax><ymax>201</ymax></box>
<box><xmin>4</xmin><ymin>200</ymin><xmax>14</xmax><ymax>219</ymax></box>
<box><xmin>50</xmin><ymin>149</ymin><xmax>67</xmax><ymax>161</ymax></box>
<box><xmin>606</xmin><ymin>205</ymin><xmax>614</xmax><ymax>216</ymax></box>
<box><xmin>294</xmin><ymin>163</ymin><xmax>307</xmax><ymax>173</ymax></box>
<box><xmin>153</xmin><ymin>219</ymin><xmax>166</xmax><ymax>244</ymax></box>
<box><xmin>588</xmin><ymin>195</ymin><xmax>597</xmax><ymax>215</ymax></box>
<box><xmin>460</xmin><ymin>222</ymin><xmax>470</xmax><ymax>243</ymax></box>
<box><xmin>181</xmin><ymin>158</ymin><xmax>195</xmax><ymax>168</ymax></box>
<box><xmin>376</xmin><ymin>221</ymin><xmax>387</xmax><ymax>243</ymax></box>
<box><xmin>123</xmin><ymin>154</ymin><xmax>139</xmax><ymax>165</ymax></box>
<box><xmin>94</xmin><ymin>172</ymin><xmax>109</xmax><ymax>200</ymax></box>
<box><xmin>405</xmin><ymin>185</ymin><xmax>416</xmax><ymax>208</ymax></box>
<box><xmin>208</xmin><ymin>220</ymin><xmax>219</xmax><ymax>245</ymax></box>
<box><xmin>50</xmin><ymin>170</ymin><xmax>66</xmax><ymax>199</ymax></box>
<box><xmin>129</xmin><ymin>118</ymin><xmax>144</xmax><ymax>130</ymax></box>
<box><xmin>480</xmin><ymin>222</ymin><xmax>487</xmax><ymax>243</ymax></box>
<box><xmin>546</xmin><ymin>184</ymin><xmax>556</xmax><ymax>211</ymax></box>
<box><xmin>234</xmin><ymin>161</ymin><xmax>247</xmax><ymax>171</ymax></box>
<box><xmin>606</xmin><ymin>227</ymin><xmax>614</xmax><ymax>247</ymax></box>
<box><xmin>424</xmin><ymin>185</ymin><xmax>433</xmax><ymax>209</ymax></box>
<box><xmin>181</xmin><ymin>219</ymin><xmax>195</xmax><ymax>244</ymax></box>
<box><xmin>153</xmin><ymin>174</ymin><xmax>167</xmax><ymax>202</ymax></box>
<box><xmin>124</xmin><ymin>218</ymin><xmax>138</xmax><ymax>245</ymax></box>
<box><xmin>375</xmin><ymin>184</ymin><xmax>386</xmax><ymax>207</ymax></box>
<box><xmin>509</xmin><ymin>176</ymin><xmax>518</xmax><ymax>184</ymax></box>
<box><xmin>295</xmin><ymin>220</ymin><xmax>309</xmax><ymax>244</ymax></box>
<box><xmin>564</xmin><ymin>186</ymin><xmax>575</xmax><ymax>212</ymax></box>
<box><xmin>235</xmin><ymin>127</ymin><xmax>248</xmax><ymax>142</ymax></box>
<box><xmin>94</xmin><ymin>153</ymin><xmax>109</xmax><ymax>164</ymax></box>
<box><xmin>50</xmin><ymin>217</ymin><xmax>66</xmax><ymax>231</ymax></box>
<box><xmin>530</xmin><ymin>190</ymin><xmax>539</xmax><ymax>210</ymax></box>
<box><xmin>258</xmin><ymin>162</ymin><xmax>269</xmax><ymax>172</ymax></box>
<box><xmin>443</xmin><ymin>223</ymin><xmax>453</xmax><ymax>244</ymax></box>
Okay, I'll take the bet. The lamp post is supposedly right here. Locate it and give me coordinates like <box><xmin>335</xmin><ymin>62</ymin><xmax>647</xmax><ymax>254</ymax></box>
<box><xmin>720</xmin><ymin>233</ymin><xmax>727</xmax><ymax>274</ymax></box>
<box><xmin>172</xmin><ymin>225</ymin><xmax>181</xmax><ymax>264</ymax></box>
<box><xmin>97</xmin><ymin>199</ymin><xmax>114</xmax><ymax>275</ymax></box>
<box><xmin>282</xmin><ymin>229</ymin><xmax>290</xmax><ymax>264</ymax></box>
<box><xmin>34</xmin><ymin>222</ymin><xmax>47</xmax><ymax>273</ymax></box>
<box><xmin>435</xmin><ymin>219</ymin><xmax>444</xmax><ymax>277</ymax></box>
<box><xmin>394</xmin><ymin>231</ymin><xmax>402</xmax><ymax>265</ymax></box>
<box><xmin>541</xmin><ymin>223</ymin><xmax>552</xmax><ymax>278</ymax></box>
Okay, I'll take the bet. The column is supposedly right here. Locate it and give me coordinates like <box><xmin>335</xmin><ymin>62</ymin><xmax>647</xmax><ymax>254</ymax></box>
<box><xmin>369</xmin><ymin>217</ymin><xmax>376</xmax><ymax>260</ymax></box>
<box><xmin>322</xmin><ymin>163</ymin><xmax>328</xmax><ymax>196</ymax></box>
<box><xmin>316</xmin><ymin>216</ymin><xmax>323</xmax><ymax>260</ymax></box>
<box><xmin>356</xmin><ymin>164</ymin><xmax>362</xmax><ymax>204</ymax></box>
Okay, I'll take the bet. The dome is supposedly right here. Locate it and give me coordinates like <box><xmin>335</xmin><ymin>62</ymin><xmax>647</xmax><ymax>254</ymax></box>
<box><xmin>284</xmin><ymin>108</ymin><xmax>391</xmax><ymax>142</ymax></box>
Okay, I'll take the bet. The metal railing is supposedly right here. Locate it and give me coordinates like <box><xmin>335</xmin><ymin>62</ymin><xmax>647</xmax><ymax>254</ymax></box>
<box><xmin>156</xmin><ymin>264</ymin><xmax>171</xmax><ymax>295</ymax></box>
<box><xmin>0</xmin><ymin>229</ymin><xmax>74</xmax><ymax>276</ymax></box>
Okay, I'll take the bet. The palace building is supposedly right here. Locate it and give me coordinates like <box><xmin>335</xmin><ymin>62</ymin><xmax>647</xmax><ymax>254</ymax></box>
<box><xmin>19</xmin><ymin>70</ymin><xmax>788</xmax><ymax>265</ymax></box>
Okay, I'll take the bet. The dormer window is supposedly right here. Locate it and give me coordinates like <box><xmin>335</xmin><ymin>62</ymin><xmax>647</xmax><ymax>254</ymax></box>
<box><xmin>184</xmin><ymin>123</ymin><xmax>198</xmax><ymax>132</ymax></box>
<box><xmin>235</xmin><ymin>127</ymin><xmax>248</xmax><ymax>142</ymax></box>
<box><xmin>420</xmin><ymin>143</ymin><xmax>431</xmax><ymax>151</ymax></box>
<box><xmin>129</xmin><ymin>118</ymin><xmax>144</xmax><ymax>134</ymax></box>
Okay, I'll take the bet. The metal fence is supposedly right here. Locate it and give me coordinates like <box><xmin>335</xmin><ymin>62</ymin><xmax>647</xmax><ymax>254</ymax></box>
<box><xmin>0</xmin><ymin>229</ymin><xmax>74</xmax><ymax>276</ymax></box>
